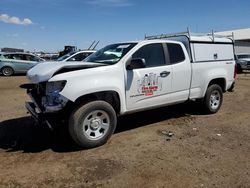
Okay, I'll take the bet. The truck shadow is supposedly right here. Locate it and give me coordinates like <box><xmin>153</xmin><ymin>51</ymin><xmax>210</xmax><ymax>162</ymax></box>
<box><xmin>0</xmin><ymin>102</ymin><xmax>202</xmax><ymax>153</ymax></box>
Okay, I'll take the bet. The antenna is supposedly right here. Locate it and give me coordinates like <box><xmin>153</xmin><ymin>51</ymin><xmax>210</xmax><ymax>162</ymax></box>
<box><xmin>88</xmin><ymin>41</ymin><xmax>96</xmax><ymax>50</ymax></box>
<box><xmin>92</xmin><ymin>41</ymin><xmax>99</xmax><ymax>50</ymax></box>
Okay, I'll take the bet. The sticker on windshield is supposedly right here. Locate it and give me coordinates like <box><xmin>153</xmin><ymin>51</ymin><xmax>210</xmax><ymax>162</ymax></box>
<box><xmin>117</xmin><ymin>44</ymin><xmax>131</xmax><ymax>49</ymax></box>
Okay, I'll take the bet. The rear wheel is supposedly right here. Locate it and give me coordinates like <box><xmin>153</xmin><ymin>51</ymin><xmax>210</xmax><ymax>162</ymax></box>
<box><xmin>69</xmin><ymin>100</ymin><xmax>117</xmax><ymax>148</ymax></box>
<box><xmin>1</xmin><ymin>67</ymin><xmax>14</xmax><ymax>76</ymax></box>
<box><xmin>203</xmin><ymin>84</ymin><xmax>223</xmax><ymax>114</ymax></box>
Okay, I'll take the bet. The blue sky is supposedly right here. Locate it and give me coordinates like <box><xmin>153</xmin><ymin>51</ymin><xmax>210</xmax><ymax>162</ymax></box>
<box><xmin>0</xmin><ymin>0</ymin><xmax>250</xmax><ymax>52</ymax></box>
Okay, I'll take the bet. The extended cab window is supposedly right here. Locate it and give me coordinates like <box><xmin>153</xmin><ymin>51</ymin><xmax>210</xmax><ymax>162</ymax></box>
<box><xmin>132</xmin><ymin>43</ymin><xmax>165</xmax><ymax>67</ymax></box>
<box><xmin>167</xmin><ymin>43</ymin><xmax>185</xmax><ymax>64</ymax></box>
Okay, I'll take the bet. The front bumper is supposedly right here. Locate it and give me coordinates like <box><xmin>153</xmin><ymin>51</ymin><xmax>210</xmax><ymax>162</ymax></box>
<box><xmin>25</xmin><ymin>101</ymin><xmax>55</xmax><ymax>129</ymax></box>
<box><xmin>240</xmin><ymin>62</ymin><xmax>250</xmax><ymax>70</ymax></box>
<box><xmin>25</xmin><ymin>102</ymin><xmax>40</xmax><ymax>121</ymax></box>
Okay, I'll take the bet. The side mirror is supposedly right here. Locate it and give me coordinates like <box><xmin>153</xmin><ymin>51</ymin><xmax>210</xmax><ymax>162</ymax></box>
<box><xmin>126</xmin><ymin>58</ymin><xmax>146</xmax><ymax>70</ymax></box>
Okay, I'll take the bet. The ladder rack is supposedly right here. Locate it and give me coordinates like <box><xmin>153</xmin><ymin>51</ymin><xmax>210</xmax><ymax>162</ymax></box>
<box><xmin>145</xmin><ymin>28</ymin><xmax>235</xmax><ymax>42</ymax></box>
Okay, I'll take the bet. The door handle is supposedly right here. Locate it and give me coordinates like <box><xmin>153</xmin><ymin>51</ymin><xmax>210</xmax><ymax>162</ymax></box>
<box><xmin>160</xmin><ymin>71</ymin><xmax>170</xmax><ymax>77</ymax></box>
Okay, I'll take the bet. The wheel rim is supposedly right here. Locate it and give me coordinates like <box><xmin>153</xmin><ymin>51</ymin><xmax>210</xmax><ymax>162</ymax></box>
<box><xmin>2</xmin><ymin>67</ymin><xmax>13</xmax><ymax>76</ymax></box>
<box><xmin>210</xmin><ymin>90</ymin><xmax>221</xmax><ymax>110</ymax></box>
<box><xmin>82</xmin><ymin>110</ymin><xmax>110</xmax><ymax>140</ymax></box>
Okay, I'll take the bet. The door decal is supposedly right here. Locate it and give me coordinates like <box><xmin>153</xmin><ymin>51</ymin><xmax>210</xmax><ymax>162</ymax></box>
<box><xmin>137</xmin><ymin>73</ymin><xmax>162</xmax><ymax>96</ymax></box>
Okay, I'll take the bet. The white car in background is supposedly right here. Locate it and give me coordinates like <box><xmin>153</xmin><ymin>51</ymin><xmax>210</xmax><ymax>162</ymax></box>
<box><xmin>57</xmin><ymin>50</ymin><xmax>96</xmax><ymax>62</ymax></box>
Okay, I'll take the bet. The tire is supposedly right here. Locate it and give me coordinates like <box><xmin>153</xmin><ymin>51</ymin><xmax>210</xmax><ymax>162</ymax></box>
<box><xmin>68</xmin><ymin>100</ymin><xmax>117</xmax><ymax>148</ymax></box>
<box><xmin>1</xmin><ymin>66</ymin><xmax>14</xmax><ymax>76</ymax></box>
<box><xmin>203</xmin><ymin>84</ymin><xmax>223</xmax><ymax>114</ymax></box>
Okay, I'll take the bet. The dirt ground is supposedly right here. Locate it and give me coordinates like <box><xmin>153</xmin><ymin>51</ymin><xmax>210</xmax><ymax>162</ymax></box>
<box><xmin>0</xmin><ymin>73</ymin><xmax>249</xmax><ymax>188</ymax></box>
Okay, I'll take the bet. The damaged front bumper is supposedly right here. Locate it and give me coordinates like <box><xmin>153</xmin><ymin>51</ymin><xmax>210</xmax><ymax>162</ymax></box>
<box><xmin>25</xmin><ymin>101</ymin><xmax>55</xmax><ymax>129</ymax></box>
<box><xmin>25</xmin><ymin>101</ymin><xmax>63</xmax><ymax>130</ymax></box>
<box><xmin>25</xmin><ymin>101</ymin><xmax>40</xmax><ymax>121</ymax></box>
<box><xmin>22</xmin><ymin>83</ymin><xmax>69</xmax><ymax>129</ymax></box>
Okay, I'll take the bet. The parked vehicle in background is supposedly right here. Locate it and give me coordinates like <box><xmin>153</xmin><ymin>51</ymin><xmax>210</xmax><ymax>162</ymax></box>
<box><xmin>23</xmin><ymin>32</ymin><xmax>236</xmax><ymax>148</ymax></box>
<box><xmin>58</xmin><ymin>45</ymin><xmax>77</xmax><ymax>58</ymax></box>
<box><xmin>236</xmin><ymin>54</ymin><xmax>250</xmax><ymax>73</ymax></box>
<box><xmin>39</xmin><ymin>53</ymin><xmax>59</xmax><ymax>61</ymax></box>
<box><xmin>0</xmin><ymin>52</ymin><xmax>45</xmax><ymax>76</ymax></box>
<box><xmin>57</xmin><ymin>50</ymin><xmax>96</xmax><ymax>62</ymax></box>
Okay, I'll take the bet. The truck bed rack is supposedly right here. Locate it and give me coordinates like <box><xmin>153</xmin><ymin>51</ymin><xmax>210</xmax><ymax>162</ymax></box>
<box><xmin>145</xmin><ymin>28</ymin><xmax>235</xmax><ymax>42</ymax></box>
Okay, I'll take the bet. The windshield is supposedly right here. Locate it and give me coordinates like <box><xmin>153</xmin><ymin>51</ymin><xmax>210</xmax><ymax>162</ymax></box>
<box><xmin>57</xmin><ymin>51</ymin><xmax>76</xmax><ymax>61</ymax></box>
<box><xmin>84</xmin><ymin>43</ymin><xmax>137</xmax><ymax>65</ymax></box>
<box><xmin>237</xmin><ymin>54</ymin><xmax>250</xmax><ymax>59</ymax></box>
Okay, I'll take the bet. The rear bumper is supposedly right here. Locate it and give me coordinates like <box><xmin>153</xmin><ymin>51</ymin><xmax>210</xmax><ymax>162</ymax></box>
<box><xmin>228</xmin><ymin>81</ymin><xmax>235</xmax><ymax>92</ymax></box>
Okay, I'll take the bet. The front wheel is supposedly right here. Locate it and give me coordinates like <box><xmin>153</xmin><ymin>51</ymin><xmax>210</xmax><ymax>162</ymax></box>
<box><xmin>203</xmin><ymin>84</ymin><xmax>223</xmax><ymax>114</ymax></box>
<box><xmin>69</xmin><ymin>100</ymin><xmax>117</xmax><ymax>148</ymax></box>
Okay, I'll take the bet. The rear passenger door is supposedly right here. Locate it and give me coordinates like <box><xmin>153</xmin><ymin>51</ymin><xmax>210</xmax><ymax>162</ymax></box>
<box><xmin>166</xmin><ymin>43</ymin><xmax>192</xmax><ymax>102</ymax></box>
<box><xmin>126</xmin><ymin>43</ymin><xmax>172</xmax><ymax>111</ymax></box>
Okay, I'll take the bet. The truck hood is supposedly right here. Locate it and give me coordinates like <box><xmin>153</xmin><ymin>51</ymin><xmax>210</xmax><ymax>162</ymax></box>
<box><xmin>27</xmin><ymin>61</ymin><xmax>106</xmax><ymax>83</ymax></box>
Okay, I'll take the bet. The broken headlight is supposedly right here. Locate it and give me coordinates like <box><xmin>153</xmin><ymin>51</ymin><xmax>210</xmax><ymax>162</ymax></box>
<box><xmin>42</xmin><ymin>81</ymin><xmax>68</xmax><ymax>112</ymax></box>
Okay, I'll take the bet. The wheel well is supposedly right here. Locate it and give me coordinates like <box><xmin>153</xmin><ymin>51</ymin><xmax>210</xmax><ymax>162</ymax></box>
<box><xmin>74</xmin><ymin>91</ymin><xmax>121</xmax><ymax>114</ymax></box>
<box><xmin>208</xmin><ymin>78</ymin><xmax>226</xmax><ymax>92</ymax></box>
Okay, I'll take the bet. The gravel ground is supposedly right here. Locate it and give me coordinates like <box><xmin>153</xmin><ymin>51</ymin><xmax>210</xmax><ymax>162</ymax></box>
<box><xmin>0</xmin><ymin>73</ymin><xmax>249</xmax><ymax>188</ymax></box>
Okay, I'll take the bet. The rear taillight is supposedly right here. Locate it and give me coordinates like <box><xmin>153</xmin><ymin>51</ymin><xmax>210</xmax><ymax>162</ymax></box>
<box><xmin>234</xmin><ymin>63</ymin><xmax>237</xmax><ymax>79</ymax></box>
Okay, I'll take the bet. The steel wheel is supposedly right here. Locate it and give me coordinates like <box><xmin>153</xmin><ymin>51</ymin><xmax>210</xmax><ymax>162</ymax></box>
<box><xmin>83</xmin><ymin>110</ymin><xmax>110</xmax><ymax>140</ymax></box>
<box><xmin>210</xmin><ymin>90</ymin><xmax>221</xmax><ymax>110</ymax></box>
<box><xmin>203</xmin><ymin>84</ymin><xmax>223</xmax><ymax>114</ymax></box>
<box><xmin>69</xmin><ymin>100</ymin><xmax>117</xmax><ymax>148</ymax></box>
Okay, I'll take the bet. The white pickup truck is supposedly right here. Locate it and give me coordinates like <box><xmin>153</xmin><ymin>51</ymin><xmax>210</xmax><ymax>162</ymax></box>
<box><xmin>23</xmin><ymin>32</ymin><xmax>236</xmax><ymax>148</ymax></box>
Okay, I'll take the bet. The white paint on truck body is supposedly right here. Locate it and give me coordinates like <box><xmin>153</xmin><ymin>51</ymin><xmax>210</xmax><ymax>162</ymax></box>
<box><xmin>26</xmin><ymin>37</ymin><xmax>235</xmax><ymax>115</ymax></box>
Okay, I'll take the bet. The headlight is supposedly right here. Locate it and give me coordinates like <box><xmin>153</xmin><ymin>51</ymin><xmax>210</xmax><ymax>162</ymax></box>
<box><xmin>46</xmin><ymin>80</ymin><xmax>67</xmax><ymax>94</ymax></box>
<box><xmin>239</xmin><ymin>60</ymin><xmax>247</xmax><ymax>65</ymax></box>
<box><xmin>42</xmin><ymin>81</ymin><xmax>68</xmax><ymax>111</ymax></box>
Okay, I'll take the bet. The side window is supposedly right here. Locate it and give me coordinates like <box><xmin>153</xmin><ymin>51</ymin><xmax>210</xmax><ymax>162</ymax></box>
<box><xmin>3</xmin><ymin>54</ymin><xmax>15</xmax><ymax>59</ymax></box>
<box><xmin>25</xmin><ymin>55</ymin><xmax>35</xmax><ymax>61</ymax></box>
<box><xmin>68</xmin><ymin>53</ymin><xmax>88</xmax><ymax>61</ymax></box>
<box><xmin>35</xmin><ymin>57</ymin><xmax>42</xmax><ymax>62</ymax></box>
<box><xmin>12</xmin><ymin>54</ymin><xmax>24</xmax><ymax>60</ymax></box>
<box><xmin>68</xmin><ymin>52</ymin><xmax>91</xmax><ymax>61</ymax></box>
<box><xmin>132</xmin><ymin>43</ymin><xmax>166</xmax><ymax>67</ymax></box>
<box><xmin>167</xmin><ymin>43</ymin><xmax>185</xmax><ymax>64</ymax></box>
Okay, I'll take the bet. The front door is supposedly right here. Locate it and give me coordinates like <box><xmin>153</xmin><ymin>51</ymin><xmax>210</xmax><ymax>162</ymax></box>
<box><xmin>126</xmin><ymin>43</ymin><xmax>172</xmax><ymax>111</ymax></box>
